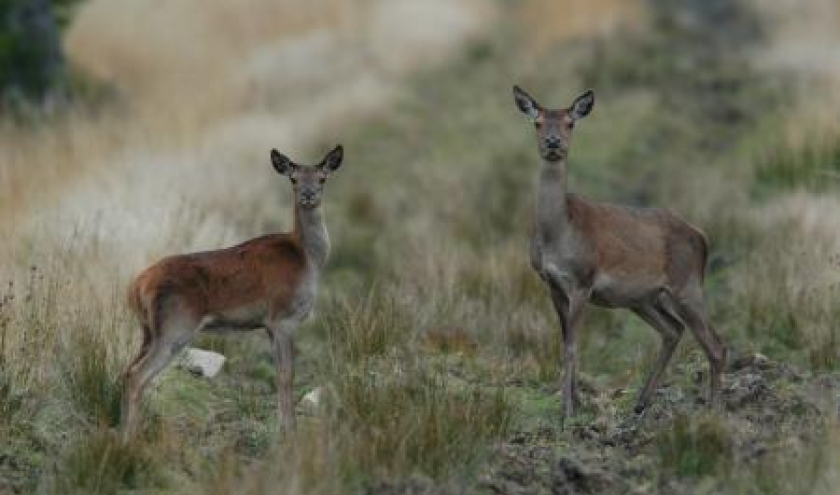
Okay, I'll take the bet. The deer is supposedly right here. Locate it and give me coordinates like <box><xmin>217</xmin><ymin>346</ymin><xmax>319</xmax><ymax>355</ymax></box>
<box><xmin>512</xmin><ymin>86</ymin><xmax>727</xmax><ymax>421</ymax></box>
<box><xmin>120</xmin><ymin>145</ymin><xmax>344</xmax><ymax>441</ymax></box>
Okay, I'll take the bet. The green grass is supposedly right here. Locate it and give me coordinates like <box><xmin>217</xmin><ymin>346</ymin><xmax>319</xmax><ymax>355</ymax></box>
<box><xmin>314</xmin><ymin>286</ymin><xmax>513</xmax><ymax>483</ymax></box>
<box><xmin>60</xmin><ymin>326</ymin><xmax>123</xmax><ymax>428</ymax></box>
<box><xmin>753</xmin><ymin>138</ymin><xmax>840</xmax><ymax>196</ymax></box>
<box><xmin>47</xmin><ymin>429</ymin><xmax>166</xmax><ymax>495</ymax></box>
<box><xmin>658</xmin><ymin>413</ymin><xmax>733</xmax><ymax>478</ymax></box>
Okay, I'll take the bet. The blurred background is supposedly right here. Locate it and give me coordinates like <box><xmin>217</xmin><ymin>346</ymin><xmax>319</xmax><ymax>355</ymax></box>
<box><xmin>0</xmin><ymin>0</ymin><xmax>838</xmax><ymax>494</ymax></box>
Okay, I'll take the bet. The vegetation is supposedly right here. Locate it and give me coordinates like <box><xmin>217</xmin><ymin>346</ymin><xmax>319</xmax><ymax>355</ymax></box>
<box><xmin>0</xmin><ymin>0</ymin><xmax>838</xmax><ymax>494</ymax></box>
<box><xmin>0</xmin><ymin>0</ymin><xmax>86</xmax><ymax>105</ymax></box>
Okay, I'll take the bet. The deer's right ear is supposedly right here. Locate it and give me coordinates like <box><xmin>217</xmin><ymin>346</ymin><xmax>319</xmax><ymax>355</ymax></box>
<box><xmin>271</xmin><ymin>149</ymin><xmax>294</xmax><ymax>176</ymax></box>
<box><xmin>513</xmin><ymin>85</ymin><xmax>540</xmax><ymax>120</ymax></box>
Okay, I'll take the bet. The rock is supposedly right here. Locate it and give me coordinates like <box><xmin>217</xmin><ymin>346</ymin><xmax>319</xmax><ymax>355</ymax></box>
<box><xmin>179</xmin><ymin>348</ymin><xmax>226</xmax><ymax>378</ymax></box>
<box><xmin>299</xmin><ymin>385</ymin><xmax>337</xmax><ymax>415</ymax></box>
<box><xmin>729</xmin><ymin>352</ymin><xmax>773</xmax><ymax>371</ymax></box>
<box><xmin>300</xmin><ymin>387</ymin><xmax>324</xmax><ymax>414</ymax></box>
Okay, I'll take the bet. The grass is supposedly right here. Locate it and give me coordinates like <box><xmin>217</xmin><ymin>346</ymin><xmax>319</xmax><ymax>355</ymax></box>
<box><xmin>47</xmin><ymin>429</ymin><xmax>166</xmax><ymax>495</ymax></box>
<box><xmin>60</xmin><ymin>325</ymin><xmax>123</xmax><ymax>428</ymax></box>
<box><xmin>658</xmin><ymin>413</ymin><xmax>733</xmax><ymax>478</ymax></box>
<box><xmin>314</xmin><ymin>286</ymin><xmax>513</xmax><ymax>482</ymax></box>
<box><xmin>753</xmin><ymin>137</ymin><xmax>840</xmax><ymax>196</ymax></box>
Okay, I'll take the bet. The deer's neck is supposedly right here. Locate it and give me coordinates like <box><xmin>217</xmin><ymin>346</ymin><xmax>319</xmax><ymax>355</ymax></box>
<box><xmin>293</xmin><ymin>204</ymin><xmax>330</xmax><ymax>270</ymax></box>
<box><xmin>536</xmin><ymin>158</ymin><xmax>570</xmax><ymax>238</ymax></box>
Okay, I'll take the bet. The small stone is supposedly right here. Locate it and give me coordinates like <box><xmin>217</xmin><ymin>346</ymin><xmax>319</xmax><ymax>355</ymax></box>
<box><xmin>179</xmin><ymin>348</ymin><xmax>226</xmax><ymax>378</ymax></box>
<box><xmin>300</xmin><ymin>387</ymin><xmax>324</xmax><ymax>414</ymax></box>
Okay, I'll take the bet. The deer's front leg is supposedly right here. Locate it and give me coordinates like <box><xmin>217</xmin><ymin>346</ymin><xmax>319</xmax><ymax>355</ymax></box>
<box><xmin>548</xmin><ymin>281</ymin><xmax>587</xmax><ymax>423</ymax></box>
<box><xmin>268</xmin><ymin>325</ymin><xmax>296</xmax><ymax>431</ymax></box>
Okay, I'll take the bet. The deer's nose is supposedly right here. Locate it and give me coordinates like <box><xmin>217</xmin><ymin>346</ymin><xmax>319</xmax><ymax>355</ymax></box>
<box><xmin>546</xmin><ymin>137</ymin><xmax>560</xmax><ymax>149</ymax></box>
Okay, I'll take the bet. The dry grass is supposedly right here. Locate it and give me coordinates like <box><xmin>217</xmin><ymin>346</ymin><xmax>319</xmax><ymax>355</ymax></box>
<box><xmin>518</xmin><ymin>0</ymin><xmax>647</xmax><ymax>54</ymax></box>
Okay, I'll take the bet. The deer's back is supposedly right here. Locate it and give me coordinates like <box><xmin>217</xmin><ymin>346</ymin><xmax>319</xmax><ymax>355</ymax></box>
<box><xmin>567</xmin><ymin>194</ymin><xmax>708</xmax><ymax>303</ymax></box>
<box><xmin>128</xmin><ymin>234</ymin><xmax>309</xmax><ymax>329</ymax></box>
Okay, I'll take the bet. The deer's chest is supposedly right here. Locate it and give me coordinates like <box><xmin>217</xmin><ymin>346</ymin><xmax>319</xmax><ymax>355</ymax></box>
<box><xmin>284</xmin><ymin>268</ymin><xmax>318</xmax><ymax>324</ymax></box>
<box><xmin>530</xmin><ymin>230</ymin><xmax>594</xmax><ymax>288</ymax></box>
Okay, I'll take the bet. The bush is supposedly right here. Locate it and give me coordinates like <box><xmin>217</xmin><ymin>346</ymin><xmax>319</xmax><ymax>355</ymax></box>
<box><xmin>0</xmin><ymin>0</ymin><xmax>83</xmax><ymax>105</ymax></box>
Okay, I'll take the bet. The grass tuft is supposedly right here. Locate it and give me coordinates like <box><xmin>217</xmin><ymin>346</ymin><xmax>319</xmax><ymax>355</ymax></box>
<box><xmin>328</xmin><ymin>357</ymin><xmax>511</xmax><ymax>480</ymax></box>
<box><xmin>753</xmin><ymin>138</ymin><xmax>840</xmax><ymax>196</ymax></box>
<box><xmin>658</xmin><ymin>413</ymin><xmax>733</xmax><ymax>478</ymax></box>
<box><xmin>49</xmin><ymin>428</ymin><xmax>165</xmax><ymax>495</ymax></box>
<box><xmin>319</xmin><ymin>289</ymin><xmax>416</xmax><ymax>363</ymax></box>
<box><xmin>61</xmin><ymin>326</ymin><xmax>124</xmax><ymax>428</ymax></box>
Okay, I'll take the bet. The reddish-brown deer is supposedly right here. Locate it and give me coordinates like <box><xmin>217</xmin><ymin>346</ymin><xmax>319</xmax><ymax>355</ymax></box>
<box><xmin>512</xmin><ymin>86</ymin><xmax>726</xmax><ymax>420</ymax></box>
<box><xmin>120</xmin><ymin>145</ymin><xmax>344</xmax><ymax>440</ymax></box>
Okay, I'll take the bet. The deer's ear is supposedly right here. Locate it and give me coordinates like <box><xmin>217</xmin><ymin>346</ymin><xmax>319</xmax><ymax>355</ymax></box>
<box><xmin>321</xmin><ymin>145</ymin><xmax>343</xmax><ymax>173</ymax></box>
<box><xmin>271</xmin><ymin>149</ymin><xmax>294</xmax><ymax>176</ymax></box>
<box><xmin>513</xmin><ymin>85</ymin><xmax>540</xmax><ymax>120</ymax></box>
<box><xmin>570</xmin><ymin>89</ymin><xmax>594</xmax><ymax>120</ymax></box>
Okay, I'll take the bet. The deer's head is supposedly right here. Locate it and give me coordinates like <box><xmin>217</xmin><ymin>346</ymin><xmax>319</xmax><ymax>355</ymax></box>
<box><xmin>513</xmin><ymin>86</ymin><xmax>594</xmax><ymax>162</ymax></box>
<box><xmin>271</xmin><ymin>145</ymin><xmax>343</xmax><ymax>209</ymax></box>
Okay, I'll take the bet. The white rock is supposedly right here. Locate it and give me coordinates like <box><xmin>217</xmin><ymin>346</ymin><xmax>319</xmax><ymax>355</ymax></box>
<box><xmin>180</xmin><ymin>348</ymin><xmax>226</xmax><ymax>378</ymax></box>
<box><xmin>300</xmin><ymin>386</ymin><xmax>329</xmax><ymax>415</ymax></box>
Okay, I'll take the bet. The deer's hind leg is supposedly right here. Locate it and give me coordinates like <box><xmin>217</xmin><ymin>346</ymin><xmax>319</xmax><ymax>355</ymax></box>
<box><xmin>121</xmin><ymin>311</ymin><xmax>210</xmax><ymax>442</ymax></box>
<box><xmin>123</xmin><ymin>324</ymin><xmax>153</xmax><ymax>379</ymax></box>
<box><xmin>631</xmin><ymin>300</ymin><xmax>685</xmax><ymax>413</ymax></box>
<box><xmin>672</xmin><ymin>288</ymin><xmax>726</xmax><ymax>408</ymax></box>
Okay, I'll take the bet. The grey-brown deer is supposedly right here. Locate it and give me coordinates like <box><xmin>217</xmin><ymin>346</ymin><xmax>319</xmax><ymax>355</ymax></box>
<box><xmin>120</xmin><ymin>145</ymin><xmax>344</xmax><ymax>441</ymax></box>
<box><xmin>512</xmin><ymin>86</ymin><xmax>726</xmax><ymax>420</ymax></box>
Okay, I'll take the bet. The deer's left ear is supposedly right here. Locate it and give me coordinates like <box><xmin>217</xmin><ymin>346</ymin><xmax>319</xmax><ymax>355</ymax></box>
<box><xmin>570</xmin><ymin>89</ymin><xmax>595</xmax><ymax>120</ymax></box>
<box><xmin>321</xmin><ymin>145</ymin><xmax>343</xmax><ymax>173</ymax></box>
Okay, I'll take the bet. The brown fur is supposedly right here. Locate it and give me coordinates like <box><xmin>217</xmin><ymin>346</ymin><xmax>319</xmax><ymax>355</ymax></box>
<box><xmin>565</xmin><ymin>193</ymin><xmax>709</xmax><ymax>304</ymax></box>
<box><xmin>128</xmin><ymin>234</ymin><xmax>308</xmax><ymax>334</ymax></box>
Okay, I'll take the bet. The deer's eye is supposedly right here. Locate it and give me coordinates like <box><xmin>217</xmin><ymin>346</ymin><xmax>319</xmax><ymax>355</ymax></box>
<box><xmin>290</xmin><ymin>177</ymin><xmax>298</xmax><ymax>185</ymax></box>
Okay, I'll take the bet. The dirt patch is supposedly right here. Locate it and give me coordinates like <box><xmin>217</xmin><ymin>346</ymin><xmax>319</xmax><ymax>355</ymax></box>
<box><xmin>475</xmin><ymin>355</ymin><xmax>838</xmax><ymax>495</ymax></box>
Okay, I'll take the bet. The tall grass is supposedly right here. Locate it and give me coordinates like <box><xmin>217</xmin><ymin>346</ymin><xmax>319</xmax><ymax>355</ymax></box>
<box><xmin>753</xmin><ymin>137</ymin><xmax>840</xmax><ymax>196</ymax></box>
<box><xmin>722</xmin><ymin>197</ymin><xmax>840</xmax><ymax>369</ymax></box>
<box><xmin>318</xmin><ymin>286</ymin><xmax>512</xmax><ymax>479</ymax></box>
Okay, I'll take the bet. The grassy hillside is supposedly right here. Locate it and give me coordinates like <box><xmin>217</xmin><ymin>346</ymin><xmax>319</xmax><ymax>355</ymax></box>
<box><xmin>1</xmin><ymin>0</ymin><xmax>839</xmax><ymax>494</ymax></box>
